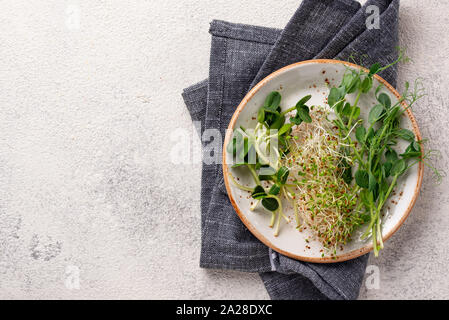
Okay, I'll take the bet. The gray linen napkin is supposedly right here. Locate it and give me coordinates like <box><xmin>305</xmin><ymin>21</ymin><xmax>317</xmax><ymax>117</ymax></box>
<box><xmin>182</xmin><ymin>0</ymin><xmax>400</xmax><ymax>300</ymax></box>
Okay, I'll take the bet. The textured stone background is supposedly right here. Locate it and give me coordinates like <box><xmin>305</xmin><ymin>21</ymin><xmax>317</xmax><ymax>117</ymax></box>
<box><xmin>0</xmin><ymin>0</ymin><xmax>448</xmax><ymax>299</ymax></box>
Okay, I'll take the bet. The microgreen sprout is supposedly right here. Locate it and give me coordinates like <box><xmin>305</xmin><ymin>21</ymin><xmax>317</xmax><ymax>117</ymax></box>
<box><xmin>227</xmin><ymin>51</ymin><xmax>440</xmax><ymax>255</ymax></box>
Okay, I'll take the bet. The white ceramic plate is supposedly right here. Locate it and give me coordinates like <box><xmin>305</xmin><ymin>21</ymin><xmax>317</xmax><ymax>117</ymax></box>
<box><xmin>223</xmin><ymin>59</ymin><xmax>424</xmax><ymax>263</ymax></box>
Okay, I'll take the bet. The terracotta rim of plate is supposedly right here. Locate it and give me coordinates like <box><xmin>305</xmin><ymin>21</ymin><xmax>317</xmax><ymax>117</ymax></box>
<box><xmin>222</xmin><ymin>59</ymin><xmax>424</xmax><ymax>263</ymax></box>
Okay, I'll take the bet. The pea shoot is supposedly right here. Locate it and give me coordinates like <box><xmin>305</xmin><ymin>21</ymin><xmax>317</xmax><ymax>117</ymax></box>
<box><xmin>326</xmin><ymin>52</ymin><xmax>435</xmax><ymax>256</ymax></box>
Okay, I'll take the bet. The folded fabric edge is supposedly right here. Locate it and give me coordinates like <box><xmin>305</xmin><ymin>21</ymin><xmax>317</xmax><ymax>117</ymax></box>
<box><xmin>209</xmin><ymin>19</ymin><xmax>282</xmax><ymax>45</ymax></box>
<box><xmin>181</xmin><ymin>79</ymin><xmax>208</xmax><ymax>123</ymax></box>
<box><xmin>269</xmin><ymin>254</ymin><xmax>357</xmax><ymax>300</ymax></box>
<box><xmin>283</xmin><ymin>264</ymin><xmax>349</xmax><ymax>300</ymax></box>
<box><xmin>182</xmin><ymin>78</ymin><xmax>208</xmax><ymax>95</ymax></box>
<box><xmin>182</xmin><ymin>79</ymin><xmax>208</xmax><ymax>107</ymax></box>
<box><xmin>260</xmin><ymin>272</ymin><xmax>332</xmax><ymax>300</ymax></box>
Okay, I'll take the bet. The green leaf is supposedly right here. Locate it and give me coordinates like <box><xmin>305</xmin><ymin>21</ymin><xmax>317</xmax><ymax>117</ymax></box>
<box><xmin>295</xmin><ymin>95</ymin><xmax>312</xmax><ymax>107</ymax></box>
<box><xmin>252</xmin><ymin>185</ymin><xmax>265</xmax><ymax>194</ymax></box>
<box><xmin>375</xmin><ymin>84</ymin><xmax>384</xmax><ymax>97</ymax></box>
<box><xmin>352</xmin><ymin>106</ymin><xmax>361</xmax><ymax>119</ymax></box>
<box><xmin>401</xmin><ymin>151</ymin><xmax>421</xmax><ymax>160</ymax></box>
<box><xmin>276</xmin><ymin>166</ymin><xmax>290</xmax><ymax>185</ymax></box>
<box><xmin>268</xmin><ymin>184</ymin><xmax>281</xmax><ymax>196</ymax></box>
<box><xmin>263</xmin><ymin>107</ymin><xmax>278</xmax><ymax>115</ymax></box>
<box><xmin>265</xmin><ymin>110</ymin><xmax>281</xmax><ymax>127</ymax></box>
<box><xmin>360</xmin><ymin>189</ymin><xmax>373</xmax><ymax>207</ymax></box>
<box><xmin>400</xmin><ymin>141</ymin><xmax>421</xmax><ymax>159</ymax></box>
<box><xmin>377</xmin><ymin>93</ymin><xmax>391</xmax><ymax>109</ymax></box>
<box><xmin>297</xmin><ymin>105</ymin><xmax>312</xmax><ymax>123</ymax></box>
<box><xmin>396</xmin><ymin>129</ymin><xmax>415</xmax><ymax>142</ymax></box>
<box><xmin>385</xmin><ymin>149</ymin><xmax>399</xmax><ymax>163</ymax></box>
<box><xmin>328</xmin><ymin>87</ymin><xmax>344</xmax><ymax>107</ymax></box>
<box><xmin>361</xmin><ymin>77</ymin><xmax>373</xmax><ymax>93</ymax></box>
<box><xmin>383</xmin><ymin>162</ymin><xmax>392</xmax><ymax>178</ymax></box>
<box><xmin>257</xmin><ymin>108</ymin><xmax>265</xmax><ymax>123</ymax></box>
<box><xmin>342</xmin><ymin>103</ymin><xmax>352</xmax><ymax>117</ymax></box>
<box><xmin>290</xmin><ymin>115</ymin><xmax>303</xmax><ymax>125</ymax></box>
<box><xmin>413</xmin><ymin>141</ymin><xmax>421</xmax><ymax>151</ymax></box>
<box><xmin>251</xmin><ymin>185</ymin><xmax>266</xmax><ymax>200</ymax></box>
<box><xmin>368</xmin><ymin>104</ymin><xmax>384</xmax><ymax>124</ymax></box>
<box><xmin>334</xmin><ymin>100</ymin><xmax>345</xmax><ymax>114</ymax></box>
<box><xmin>372</xmin><ymin>186</ymin><xmax>379</xmax><ymax>202</ymax></box>
<box><xmin>347</xmin><ymin>76</ymin><xmax>361</xmax><ymax>94</ymax></box>
<box><xmin>264</xmin><ymin>91</ymin><xmax>282</xmax><ymax>111</ymax></box>
<box><xmin>342</xmin><ymin>72</ymin><xmax>354</xmax><ymax>89</ymax></box>
<box><xmin>369</xmin><ymin>63</ymin><xmax>381</xmax><ymax>76</ymax></box>
<box><xmin>356</xmin><ymin>126</ymin><xmax>366</xmax><ymax>143</ymax></box>
<box><xmin>237</xmin><ymin>137</ymin><xmax>250</xmax><ymax>160</ymax></box>
<box><xmin>355</xmin><ymin>170</ymin><xmax>369</xmax><ymax>189</ymax></box>
<box><xmin>270</xmin><ymin>113</ymin><xmax>285</xmax><ymax>130</ymax></box>
<box><xmin>342</xmin><ymin>71</ymin><xmax>360</xmax><ymax>94</ymax></box>
<box><xmin>391</xmin><ymin>159</ymin><xmax>406</xmax><ymax>176</ymax></box>
<box><xmin>262</xmin><ymin>198</ymin><xmax>279</xmax><ymax>211</ymax></box>
<box><xmin>262</xmin><ymin>111</ymin><xmax>273</xmax><ymax>126</ymax></box>
<box><xmin>380</xmin><ymin>180</ymin><xmax>389</xmax><ymax>195</ymax></box>
<box><xmin>279</xmin><ymin>123</ymin><xmax>293</xmax><ymax>136</ymax></box>
<box><xmin>368</xmin><ymin>172</ymin><xmax>378</xmax><ymax>192</ymax></box>
<box><xmin>385</xmin><ymin>149</ymin><xmax>398</xmax><ymax>162</ymax></box>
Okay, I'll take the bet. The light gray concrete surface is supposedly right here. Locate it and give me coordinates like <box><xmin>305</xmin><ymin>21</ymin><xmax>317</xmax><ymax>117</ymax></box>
<box><xmin>0</xmin><ymin>0</ymin><xmax>447</xmax><ymax>300</ymax></box>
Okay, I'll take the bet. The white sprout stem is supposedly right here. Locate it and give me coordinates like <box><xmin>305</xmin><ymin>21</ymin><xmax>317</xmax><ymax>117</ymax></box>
<box><xmin>273</xmin><ymin>196</ymin><xmax>284</xmax><ymax>237</ymax></box>
<box><xmin>274</xmin><ymin>210</ymin><xmax>282</xmax><ymax>237</ymax></box>
<box><xmin>377</xmin><ymin>218</ymin><xmax>384</xmax><ymax>249</ymax></box>
<box><xmin>269</xmin><ymin>212</ymin><xmax>276</xmax><ymax>227</ymax></box>
<box><xmin>228</xmin><ymin>173</ymin><xmax>253</xmax><ymax>192</ymax></box>
<box><xmin>294</xmin><ymin>201</ymin><xmax>300</xmax><ymax>228</ymax></box>
<box><xmin>342</xmin><ymin>119</ymin><xmax>363</xmax><ymax>141</ymax></box>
